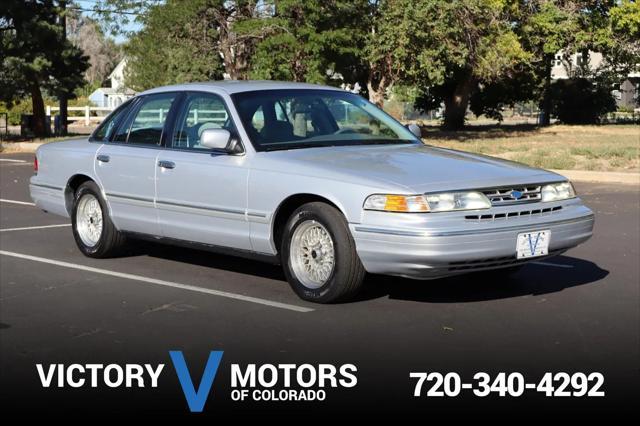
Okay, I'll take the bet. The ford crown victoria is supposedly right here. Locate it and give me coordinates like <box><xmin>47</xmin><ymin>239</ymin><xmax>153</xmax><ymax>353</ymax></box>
<box><xmin>30</xmin><ymin>81</ymin><xmax>595</xmax><ymax>303</ymax></box>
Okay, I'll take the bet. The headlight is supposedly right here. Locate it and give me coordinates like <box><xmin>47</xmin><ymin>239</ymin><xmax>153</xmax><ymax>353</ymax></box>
<box><xmin>424</xmin><ymin>191</ymin><xmax>491</xmax><ymax>212</ymax></box>
<box><xmin>541</xmin><ymin>182</ymin><xmax>576</xmax><ymax>202</ymax></box>
<box><xmin>363</xmin><ymin>191</ymin><xmax>490</xmax><ymax>213</ymax></box>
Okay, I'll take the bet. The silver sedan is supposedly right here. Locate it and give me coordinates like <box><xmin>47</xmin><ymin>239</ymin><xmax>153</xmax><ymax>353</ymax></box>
<box><xmin>30</xmin><ymin>81</ymin><xmax>594</xmax><ymax>303</ymax></box>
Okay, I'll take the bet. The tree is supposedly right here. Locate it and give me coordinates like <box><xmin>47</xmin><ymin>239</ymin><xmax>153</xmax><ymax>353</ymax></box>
<box><xmin>469</xmin><ymin>63</ymin><xmax>539</xmax><ymax>122</ymax></box>
<box><xmin>98</xmin><ymin>0</ymin><xmax>266</xmax><ymax>81</ymax></box>
<box><xmin>0</xmin><ymin>0</ymin><xmax>88</xmax><ymax>136</ymax></box>
<box><xmin>363</xmin><ymin>0</ymin><xmax>422</xmax><ymax>106</ymax></box>
<box><xmin>410</xmin><ymin>0</ymin><xmax>530</xmax><ymax>129</ymax></box>
<box><xmin>611</xmin><ymin>0</ymin><xmax>640</xmax><ymax>47</ymax></box>
<box><xmin>517</xmin><ymin>1</ymin><xmax>635</xmax><ymax>126</ymax></box>
<box><xmin>596</xmin><ymin>0</ymin><xmax>640</xmax><ymax>83</ymax></box>
<box><xmin>549</xmin><ymin>77</ymin><xmax>616</xmax><ymax>123</ymax></box>
<box><xmin>210</xmin><ymin>0</ymin><xmax>269</xmax><ymax>79</ymax></box>
<box><xmin>68</xmin><ymin>15</ymin><xmax>122</xmax><ymax>85</ymax></box>
<box><xmin>124</xmin><ymin>0</ymin><xmax>225</xmax><ymax>90</ymax></box>
<box><xmin>241</xmin><ymin>0</ymin><xmax>366</xmax><ymax>84</ymax></box>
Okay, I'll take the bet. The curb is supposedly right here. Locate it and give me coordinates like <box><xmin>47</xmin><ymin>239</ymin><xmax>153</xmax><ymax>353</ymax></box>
<box><xmin>551</xmin><ymin>169</ymin><xmax>640</xmax><ymax>186</ymax></box>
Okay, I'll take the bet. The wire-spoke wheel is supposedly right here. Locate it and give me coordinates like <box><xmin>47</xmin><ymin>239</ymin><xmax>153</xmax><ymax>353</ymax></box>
<box><xmin>71</xmin><ymin>181</ymin><xmax>125</xmax><ymax>258</ymax></box>
<box><xmin>289</xmin><ymin>220</ymin><xmax>335</xmax><ymax>289</ymax></box>
<box><xmin>75</xmin><ymin>194</ymin><xmax>103</xmax><ymax>247</ymax></box>
<box><xmin>282</xmin><ymin>202</ymin><xmax>366</xmax><ymax>303</ymax></box>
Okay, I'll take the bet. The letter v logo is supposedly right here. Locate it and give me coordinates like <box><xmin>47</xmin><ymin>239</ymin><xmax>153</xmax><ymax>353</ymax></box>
<box><xmin>169</xmin><ymin>351</ymin><xmax>223</xmax><ymax>412</ymax></box>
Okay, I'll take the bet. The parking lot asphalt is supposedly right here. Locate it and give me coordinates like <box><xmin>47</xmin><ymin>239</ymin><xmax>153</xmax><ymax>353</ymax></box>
<box><xmin>0</xmin><ymin>152</ymin><xmax>638</xmax><ymax>418</ymax></box>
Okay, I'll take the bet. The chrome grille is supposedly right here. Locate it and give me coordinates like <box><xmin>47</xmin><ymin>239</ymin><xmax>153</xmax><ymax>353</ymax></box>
<box><xmin>482</xmin><ymin>185</ymin><xmax>541</xmax><ymax>205</ymax></box>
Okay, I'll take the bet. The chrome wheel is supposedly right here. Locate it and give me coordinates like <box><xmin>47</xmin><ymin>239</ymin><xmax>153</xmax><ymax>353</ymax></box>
<box><xmin>76</xmin><ymin>194</ymin><xmax>103</xmax><ymax>247</ymax></box>
<box><xmin>289</xmin><ymin>220</ymin><xmax>335</xmax><ymax>289</ymax></box>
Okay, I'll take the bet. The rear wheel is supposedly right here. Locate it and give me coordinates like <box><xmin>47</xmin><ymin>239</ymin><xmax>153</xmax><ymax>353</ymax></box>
<box><xmin>281</xmin><ymin>202</ymin><xmax>366</xmax><ymax>303</ymax></box>
<box><xmin>71</xmin><ymin>181</ymin><xmax>125</xmax><ymax>258</ymax></box>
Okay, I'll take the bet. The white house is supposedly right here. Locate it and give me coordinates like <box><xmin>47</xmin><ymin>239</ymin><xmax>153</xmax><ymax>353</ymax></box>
<box><xmin>551</xmin><ymin>50</ymin><xmax>639</xmax><ymax>109</ymax></box>
<box><xmin>89</xmin><ymin>58</ymin><xmax>136</xmax><ymax>108</ymax></box>
<box><xmin>550</xmin><ymin>51</ymin><xmax>605</xmax><ymax>80</ymax></box>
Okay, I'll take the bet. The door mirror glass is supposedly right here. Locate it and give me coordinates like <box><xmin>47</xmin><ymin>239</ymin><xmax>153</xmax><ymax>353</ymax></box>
<box><xmin>406</xmin><ymin>123</ymin><xmax>422</xmax><ymax>139</ymax></box>
<box><xmin>200</xmin><ymin>128</ymin><xmax>231</xmax><ymax>150</ymax></box>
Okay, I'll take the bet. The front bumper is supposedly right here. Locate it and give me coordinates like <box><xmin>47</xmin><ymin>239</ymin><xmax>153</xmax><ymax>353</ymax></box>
<box><xmin>350</xmin><ymin>198</ymin><xmax>594</xmax><ymax>279</ymax></box>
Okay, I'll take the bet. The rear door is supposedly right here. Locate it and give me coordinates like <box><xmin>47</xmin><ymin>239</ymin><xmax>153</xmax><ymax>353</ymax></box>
<box><xmin>95</xmin><ymin>92</ymin><xmax>179</xmax><ymax>235</ymax></box>
<box><xmin>155</xmin><ymin>92</ymin><xmax>251</xmax><ymax>250</ymax></box>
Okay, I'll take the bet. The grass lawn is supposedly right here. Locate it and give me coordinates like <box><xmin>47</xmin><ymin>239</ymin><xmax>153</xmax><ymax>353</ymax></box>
<box><xmin>422</xmin><ymin>124</ymin><xmax>640</xmax><ymax>172</ymax></box>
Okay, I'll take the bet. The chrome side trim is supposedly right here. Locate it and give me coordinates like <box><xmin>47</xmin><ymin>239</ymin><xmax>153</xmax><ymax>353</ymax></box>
<box><xmin>354</xmin><ymin>213</ymin><xmax>595</xmax><ymax>238</ymax></box>
<box><xmin>156</xmin><ymin>199</ymin><xmax>245</xmax><ymax>216</ymax></box>
<box><xmin>31</xmin><ymin>183</ymin><xmax>64</xmax><ymax>191</ymax></box>
<box><xmin>105</xmin><ymin>192</ymin><xmax>155</xmax><ymax>204</ymax></box>
<box><xmin>104</xmin><ymin>194</ymin><xmax>268</xmax><ymax>220</ymax></box>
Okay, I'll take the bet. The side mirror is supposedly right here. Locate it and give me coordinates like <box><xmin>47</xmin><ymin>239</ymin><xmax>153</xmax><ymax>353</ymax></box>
<box><xmin>406</xmin><ymin>123</ymin><xmax>422</xmax><ymax>138</ymax></box>
<box><xmin>200</xmin><ymin>128</ymin><xmax>231</xmax><ymax>151</ymax></box>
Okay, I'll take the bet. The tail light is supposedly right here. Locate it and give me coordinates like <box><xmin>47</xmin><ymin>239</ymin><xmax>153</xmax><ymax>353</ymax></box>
<box><xmin>34</xmin><ymin>156</ymin><xmax>38</xmax><ymax>174</ymax></box>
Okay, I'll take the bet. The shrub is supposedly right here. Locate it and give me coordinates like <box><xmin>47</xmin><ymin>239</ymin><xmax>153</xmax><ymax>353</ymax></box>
<box><xmin>549</xmin><ymin>78</ymin><xmax>617</xmax><ymax>124</ymax></box>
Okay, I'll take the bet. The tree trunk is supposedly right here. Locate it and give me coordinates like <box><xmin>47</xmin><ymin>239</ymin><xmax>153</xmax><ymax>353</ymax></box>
<box><xmin>367</xmin><ymin>74</ymin><xmax>387</xmax><ymax>108</ymax></box>
<box><xmin>31</xmin><ymin>83</ymin><xmax>47</xmax><ymax>137</ymax></box>
<box><xmin>539</xmin><ymin>54</ymin><xmax>552</xmax><ymax>126</ymax></box>
<box><xmin>442</xmin><ymin>72</ymin><xmax>476</xmax><ymax>131</ymax></box>
<box><xmin>59</xmin><ymin>0</ymin><xmax>68</xmax><ymax>135</ymax></box>
<box><xmin>59</xmin><ymin>95</ymin><xmax>68</xmax><ymax>136</ymax></box>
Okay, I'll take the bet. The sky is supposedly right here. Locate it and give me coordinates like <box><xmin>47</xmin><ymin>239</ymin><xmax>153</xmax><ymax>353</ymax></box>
<box><xmin>74</xmin><ymin>0</ymin><xmax>142</xmax><ymax>44</ymax></box>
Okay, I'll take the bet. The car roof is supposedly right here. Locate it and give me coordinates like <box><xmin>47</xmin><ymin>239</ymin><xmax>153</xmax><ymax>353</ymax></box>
<box><xmin>139</xmin><ymin>80</ymin><xmax>345</xmax><ymax>96</ymax></box>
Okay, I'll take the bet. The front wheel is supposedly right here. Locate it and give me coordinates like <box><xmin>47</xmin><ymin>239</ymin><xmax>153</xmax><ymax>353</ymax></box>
<box><xmin>281</xmin><ymin>202</ymin><xmax>366</xmax><ymax>303</ymax></box>
<box><xmin>71</xmin><ymin>181</ymin><xmax>125</xmax><ymax>258</ymax></box>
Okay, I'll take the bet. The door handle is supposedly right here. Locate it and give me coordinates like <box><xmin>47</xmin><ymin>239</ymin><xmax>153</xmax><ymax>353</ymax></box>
<box><xmin>96</xmin><ymin>154</ymin><xmax>110</xmax><ymax>163</ymax></box>
<box><xmin>158</xmin><ymin>160</ymin><xmax>175</xmax><ymax>169</ymax></box>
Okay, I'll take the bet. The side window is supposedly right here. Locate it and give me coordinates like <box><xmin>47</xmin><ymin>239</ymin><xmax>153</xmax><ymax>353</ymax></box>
<box><xmin>113</xmin><ymin>93</ymin><xmax>177</xmax><ymax>145</ymax></box>
<box><xmin>171</xmin><ymin>93</ymin><xmax>233</xmax><ymax>150</ymax></box>
<box><xmin>91</xmin><ymin>101</ymin><xmax>131</xmax><ymax>142</ymax></box>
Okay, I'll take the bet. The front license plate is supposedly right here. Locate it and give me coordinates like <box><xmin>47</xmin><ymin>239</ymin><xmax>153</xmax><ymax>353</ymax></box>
<box><xmin>516</xmin><ymin>230</ymin><xmax>550</xmax><ymax>259</ymax></box>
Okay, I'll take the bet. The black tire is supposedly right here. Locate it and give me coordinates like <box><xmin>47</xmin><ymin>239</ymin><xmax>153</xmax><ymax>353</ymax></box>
<box><xmin>71</xmin><ymin>181</ymin><xmax>125</xmax><ymax>258</ymax></box>
<box><xmin>281</xmin><ymin>202</ymin><xmax>366</xmax><ymax>303</ymax></box>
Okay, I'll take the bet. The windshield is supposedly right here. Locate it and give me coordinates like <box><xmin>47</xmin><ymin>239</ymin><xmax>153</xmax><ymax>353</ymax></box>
<box><xmin>231</xmin><ymin>89</ymin><xmax>419</xmax><ymax>151</ymax></box>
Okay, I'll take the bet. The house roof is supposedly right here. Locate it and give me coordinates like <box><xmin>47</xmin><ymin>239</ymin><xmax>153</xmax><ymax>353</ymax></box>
<box><xmin>90</xmin><ymin>87</ymin><xmax>136</xmax><ymax>96</ymax></box>
<box><xmin>108</xmin><ymin>58</ymin><xmax>127</xmax><ymax>80</ymax></box>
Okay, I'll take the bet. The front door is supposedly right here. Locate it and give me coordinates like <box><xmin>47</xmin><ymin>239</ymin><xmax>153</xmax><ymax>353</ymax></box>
<box><xmin>155</xmin><ymin>92</ymin><xmax>251</xmax><ymax>250</ymax></box>
<box><xmin>95</xmin><ymin>92</ymin><xmax>179</xmax><ymax>235</ymax></box>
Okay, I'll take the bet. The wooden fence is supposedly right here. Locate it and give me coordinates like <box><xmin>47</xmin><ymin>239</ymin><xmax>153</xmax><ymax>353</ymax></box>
<box><xmin>46</xmin><ymin>106</ymin><xmax>228</xmax><ymax>127</ymax></box>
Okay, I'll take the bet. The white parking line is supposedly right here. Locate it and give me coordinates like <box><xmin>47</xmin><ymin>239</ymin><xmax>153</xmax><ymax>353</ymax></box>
<box><xmin>531</xmin><ymin>261</ymin><xmax>574</xmax><ymax>269</ymax></box>
<box><xmin>0</xmin><ymin>250</ymin><xmax>314</xmax><ymax>313</ymax></box>
<box><xmin>0</xmin><ymin>199</ymin><xmax>35</xmax><ymax>206</ymax></box>
<box><xmin>0</xmin><ymin>224</ymin><xmax>71</xmax><ymax>232</ymax></box>
<box><xmin>0</xmin><ymin>159</ymin><xmax>27</xmax><ymax>163</ymax></box>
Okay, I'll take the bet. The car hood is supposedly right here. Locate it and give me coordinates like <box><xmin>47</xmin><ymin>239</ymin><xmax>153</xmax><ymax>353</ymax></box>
<box><xmin>254</xmin><ymin>143</ymin><xmax>565</xmax><ymax>193</ymax></box>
